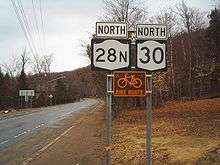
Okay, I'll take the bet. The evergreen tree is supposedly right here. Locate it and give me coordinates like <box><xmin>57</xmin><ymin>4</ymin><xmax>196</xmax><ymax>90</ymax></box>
<box><xmin>208</xmin><ymin>8</ymin><xmax>220</xmax><ymax>63</ymax></box>
<box><xmin>3</xmin><ymin>73</ymin><xmax>12</xmax><ymax>107</ymax></box>
<box><xmin>55</xmin><ymin>79</ymin><xmax>66</xmax><ymax>104</ymax></box>
<box><xmin>207</xmin><ymin>8</ymin><xmax>220</xmax><ymax>91</ymax></box>
<box><xmin>18</xmin><ymin>69</ymin><xmax>28</xmax><ymax>90</ymax></box>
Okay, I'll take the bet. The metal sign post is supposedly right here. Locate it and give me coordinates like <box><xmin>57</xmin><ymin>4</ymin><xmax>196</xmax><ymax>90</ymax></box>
<box><xmin>24</xmin><ymin>95</ymin><xmax>28</xmax><ymax>108</ymax></box>
<box><xmin>30</xmin><ymin>96</ymin><xmax>33</xmax><ymax>108</ymax></box>
<box><xmin>20</xmin><ymin>96</ymin><xmax>23</xmax><ymax>108</ymax></box>
<box><xmin>146</xmin><ymin>74</ymin><xmax>153</xmax><ymax>165</ymax></box>
<box><xmin>106</xmin><ymin>74</ymin><xmax>113</xmax><ymax>165</ymax></box>
<box><xmin>91</xmin><ymin>22</ymin><xmax>167</xmax><ymax>165</ymax></box>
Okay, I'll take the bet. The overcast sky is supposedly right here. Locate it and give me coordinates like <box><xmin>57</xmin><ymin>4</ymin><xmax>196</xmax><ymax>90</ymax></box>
<box><xmin>0</xmin><ymin>0</ymin><xmax>216</xmax><ymax>73</ymax></box>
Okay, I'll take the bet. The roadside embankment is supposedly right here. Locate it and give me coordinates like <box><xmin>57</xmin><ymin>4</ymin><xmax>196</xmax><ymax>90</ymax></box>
<box><xmin>111</xmin><ymin>98</ymin><xmax>220</xmax><ymax>165</ymax></box>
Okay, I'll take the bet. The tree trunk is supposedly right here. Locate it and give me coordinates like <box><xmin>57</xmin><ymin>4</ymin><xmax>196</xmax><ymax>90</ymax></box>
<box><xmin>169</xmin><ymin>38</ymin><xmax>175</xmax><ymax>99</ymax></box>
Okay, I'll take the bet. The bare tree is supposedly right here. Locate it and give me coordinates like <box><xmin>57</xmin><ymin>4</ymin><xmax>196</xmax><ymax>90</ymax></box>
<box><xmin>171</xmin><ymin>0</ymin><xmax>207</xmax><ymax>98</ymax></box>
<box><xmin>149</xmin><ymin>10</ymin><xmax>177</xmax><ymax>36</ymax></box>
<box><xmin>32</xmin><ymin>53</ymin><xmax>53</xmax><ymax>75</ymax></box>
<box><xmin>1</xmin><ymin>48</ymin><xmax>29</xmax><ymax>78</ymax></box>
<box><xmin>20</xmin><ymin>47</ymin><xmax>29</xmax><ymax>72</ymax></box>
<box><xmin>1</xmin><ymin>57</ymin><xmax>19</xmax><ymax>78</ymax></box>
<box><xmin>172</xmin><ymin>0</ymin><xmax>206</xmax><ymax>33</ymax></box>
<box><xmin>42</xmin><ymin>54</ymin><xmax>53</xmax><ymax>74</ymax></box>
<box><xmin>102</xmin><ymin>0</ymin><xmax>147</xmax><ymax>29</ymax></box>
<box><xmin>32</xmin><ymin>55</ymin><xmax>43</xmax><ymax>74</ymax></box>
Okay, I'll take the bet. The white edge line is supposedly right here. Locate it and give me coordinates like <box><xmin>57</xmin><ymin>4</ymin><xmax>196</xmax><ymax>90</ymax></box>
<box><xmin>22</xmin><ymin>125</ymin><xmax>75</xmax><ymax>165</ymax></box>
<box><xmin>14</xmin><ymin>131</ymin><xmax>27</xmax><ymax>138</ymax></box>
<box><xmin>0</xmin><ymin>139</ymin><xmax>9</xmax><ymax>145</ymax></box>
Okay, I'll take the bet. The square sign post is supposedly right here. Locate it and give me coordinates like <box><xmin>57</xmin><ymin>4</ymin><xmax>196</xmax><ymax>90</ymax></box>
<box><xmin>136</xmin><ymin>24</ymin><xmax>167</xmax><ymax>165</ymax></box>
<box><xmin>93</xmin><ymin>22</ymin><xmax>129</xmax><ymax>165</ymax></box>
<box><xmin>106</xmin><ymin>74</ymin><xmax>113</xmax><ymax>165</ymax></box>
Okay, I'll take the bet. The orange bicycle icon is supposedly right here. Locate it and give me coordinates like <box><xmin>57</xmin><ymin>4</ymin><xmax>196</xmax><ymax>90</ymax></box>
<box><xmin>117</xmin><ymin>74</ymin><xmax>142</xmax><ymax>89</ymax></box>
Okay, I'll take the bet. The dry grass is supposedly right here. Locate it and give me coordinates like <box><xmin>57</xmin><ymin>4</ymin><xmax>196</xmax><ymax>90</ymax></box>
<box><xmin>111</xmin><ymin>98</ymin><xmax>220</xmax><ymax>165</ymax></box>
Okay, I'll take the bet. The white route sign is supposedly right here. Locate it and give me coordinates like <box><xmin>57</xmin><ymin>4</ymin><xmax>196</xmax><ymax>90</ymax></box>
<box><xmin>137</xmin><ymin>40</ymin><xmax>166</xmax><ymax>71</ymax></box>
<box><xmin>96</xmin><ymin>22</ymin><xmax>127</xmax><ymax>38</ymax></box>
<box><xmin>91</xmin><ymin>39</ymin><xmax>130</xmax><ymax>70</ymax></box>
<box><xmin>136</xmin><ymin>24</ymin><xmax>167</xmax><ymax>40</ymax></box>
<box><xmin>19</xmin><ymin>90</ymin><xmax>35</xmax><ymax>96</ymax></box>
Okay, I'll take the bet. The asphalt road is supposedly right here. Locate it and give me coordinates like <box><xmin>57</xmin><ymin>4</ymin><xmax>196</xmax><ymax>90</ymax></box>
<box><xmin>0</xmin><ymin>98</ymin><xmax>98</xmax><ymax>150</ymax></box>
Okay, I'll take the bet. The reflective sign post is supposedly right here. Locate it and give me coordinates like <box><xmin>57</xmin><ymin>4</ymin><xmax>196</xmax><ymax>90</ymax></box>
<box><xmin>20</xmin><ymin>96</ymin><xmax>23</xmax><ymax>108</ymax></box>
<box><xmin>106</xmin><ymin>74</ymin><xmax>113</xmax><ymax>165</ymax></box>
<box><xmin>146</xmin><ymin>74</ymin><xmax>153</xmax><ymax>165</ymax></box>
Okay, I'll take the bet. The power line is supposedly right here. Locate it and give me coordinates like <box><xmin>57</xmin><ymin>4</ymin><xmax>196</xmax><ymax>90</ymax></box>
<box><xmin>31</xmin><ymin>0</ymin><xmax>44</xmax><ymax>55</ymax></box>
<box><xmin>16</xmin><ymin>0</ymin><xmax>38</xmax><ymax>55</ymax></box>
<box><xmin>39</xmin><ymin>0</ymin><xmax>46</xmax><ymax>54</ymax></box>
<box><xmin>11</xmin><ymin>0</ymin><xmax>47</xmax><ymax>57</ymax></box>
<box><xmin>10</xmin><ymin>0</ymin><xmax>35</xmax><ymax>55</ymax></box>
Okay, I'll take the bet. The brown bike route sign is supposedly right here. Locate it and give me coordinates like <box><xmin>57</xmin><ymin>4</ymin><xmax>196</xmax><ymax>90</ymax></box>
<box><xmin>113</xmin><ymin>71</ymin><xmax>146</xmax><ymax>97</ymax></box>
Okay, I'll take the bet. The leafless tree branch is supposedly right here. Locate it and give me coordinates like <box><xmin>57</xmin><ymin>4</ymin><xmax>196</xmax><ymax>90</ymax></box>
<box><xmin>101</xmin><ymin>0</ymin><xmax>148</xmax><ymax>29</ymax></box>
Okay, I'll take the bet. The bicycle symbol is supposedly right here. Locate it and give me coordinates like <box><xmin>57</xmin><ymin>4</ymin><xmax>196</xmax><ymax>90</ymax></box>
<box><xmin>117</xmin><ymin>74</ymin><xmax>142</xmax><ymax>89</ymax></box>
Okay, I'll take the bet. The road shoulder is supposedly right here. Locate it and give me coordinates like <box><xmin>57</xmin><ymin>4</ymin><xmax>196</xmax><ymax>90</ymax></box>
<box><xmin>28</xmin><ymin>99</ymin><xmax>106</xmax><ymax>165</ymax></box>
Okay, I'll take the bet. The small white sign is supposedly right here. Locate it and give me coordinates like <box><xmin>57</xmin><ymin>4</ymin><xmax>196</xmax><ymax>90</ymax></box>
<box><xmin>49</xmin><ymin>94</ymin><xmax>53</xmax><ymax>99</ymax></box>
<box><xmin>136</xmin><ymin>24</ymin><xmax>167</xmax><ymax>40</ymax></box>
<box><xmin>92</xmin><ymin>39</ymin><xmax>130</xmax><ymax>70</ymax></box>
<box><xmin>96</xmin><ymin>22</ymin><xmax>127</xmax><ymax>38</ymax></box>
<box><xmin>19</xmin><ymin>90</ymin><xmax>35</xmax><ymax>96</ymax></box>
<box><xmin>137</xmin><ymin>40</ymin><xmax>166</xmax><ymax>71</ymax></box>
